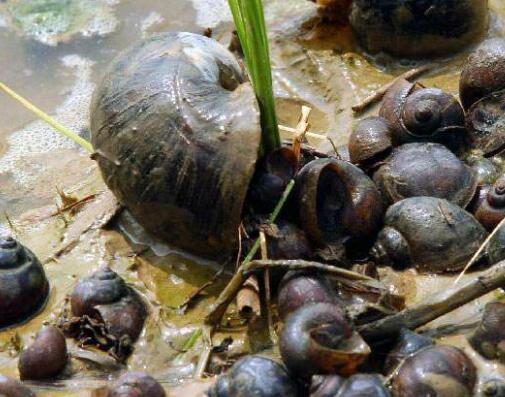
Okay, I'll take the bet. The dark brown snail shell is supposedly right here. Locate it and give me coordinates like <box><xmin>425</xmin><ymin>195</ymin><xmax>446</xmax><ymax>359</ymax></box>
<box><xmin>0</xmin><ymin>375</ymin><xmax>36</xmax><ymax>397</ymax></box>
<box><xmin>468</xmin><ymin>302</ymin><xmax>505</xmax><ymax>362</ymax></box>
<box><xmin>350</xmin><ymin>0</ymin><xmax>489</xmax><ymax>58</ymax></box>
<box><xmin>466</xmin><ymin>154</ymin><xmax>501</xmax><ymax>186</ymax></box>
<box><xmin>294</xmin><ymin>158</ymin><xmax>384</xmax><ymax>246</ymax></box>
<box><xmin>481</xmin><ymin>379</ymin><xmax>505</xmax><ymax>397</ymax></box>
<box><xmin>473</xmin><ymin>175</ymin><xmax>505</xmax><ymax>231</ymax></box>
<box><xmin>384</xmin><ymin>329</ymin><xmax>434</xmax><ymax>373</ymax></box>
<box><xmin>0</xmin><ymin>236</ymin><xmax>49</xmax><ymax>329</ymax></box>
<box><xmin>277</xmin><ymin>271</ymin><xmax>338</xmax><ymax>321</ymax></box>
<box><xmin>70</xmin><ymin>267</ymin><xmax>147</xmax><ymax>342</ymax></box>
<box><xmin>379</xmin><ymin>79</ymin><xmax>466</xmax><ymax>152</ymax></box>
<box><xmin>247</xmin><ymin>148</ymin><xmax>297</xmax><ymax>214</ymax></box>
<box><xmin>391</xmin><ymin>345</ymin><xmax>477</xmax><ymax>397</ymax></box>
<box><xmin>263</xmin><ymin>222</ymin><xmax>313</xmax><ymax>260</ymax></box>
<box><xmin>310</xmin><ymin>375</ymin><xmax>344</xmax><ymax>397</ymax></box>
<box><xmin>335</xmin><ymin>374</ymin><xmax>390</xmax><ymax>397</ymax></box>
<box><xmin>90</xmin><ymin>32</ymin><xmax>261</xmax><ymax>258</ymax></box>
<box><xmin>18</xmin><ymin>325</ymin><xmax>67</xmax><ymax>380</ymax></box>
<box><xmin>460</xmin><ymin>38</ymin><xmax>505</xmax><ymax>110</ymax></box>
<box><xmin>206</xmin><ymin>355</ymin><xmax>301</xmax><ymax>397</ymax></box>
<box><xmin>371</xmin><ymin>197</ymin><xmax>487</xmax><ymax>272</ymax></box>
<box><xmin>349</xmin><ymin>116</ymin><xmax>393</xmax><ymax>168</ymax></box>
<box><xmin>107</xmin><ymin>372</ymin><xmax>165</xmax><ymax>397</ymax></box>
<box><xmin>373</xmin><ymin>143</ymin><xmax>478</xmax><ymax>207</ymax></box>
<box><xmin>279</xmin><ymin>302</ymin><xmax>370</xmax><ymax>378</ymax></box>
<box><xmin>487</xmin><ymin>223</ymin><xmax>505</xmax><ymax>264</ymax></box>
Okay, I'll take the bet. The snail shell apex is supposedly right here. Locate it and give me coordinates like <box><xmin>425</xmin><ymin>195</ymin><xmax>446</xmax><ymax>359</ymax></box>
<box><xmin>0</xmin><ymin>237</ymin><xmax>49</xmax><ymax>329</ymax></box>
<box><xmin>91</xmin><ymin>32</ymin><xmax>261</xmax><ymax>258</ymax></box>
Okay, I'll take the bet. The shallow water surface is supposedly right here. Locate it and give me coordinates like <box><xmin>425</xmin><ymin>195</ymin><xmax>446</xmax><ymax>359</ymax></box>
<box><xmin>0</xmin><ymin>0</ymin><xmax>505</xmax><ymax>396</ymax></box>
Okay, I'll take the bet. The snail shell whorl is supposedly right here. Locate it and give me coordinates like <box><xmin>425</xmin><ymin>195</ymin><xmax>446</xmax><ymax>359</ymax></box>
<box><xmin>90</xmin><ymin>32</ymin><xmax>261</xmax><ymax>258</ymax></box>
<box><xmin>0</xmin><ymin>237</ymin><xmax>49</xmax><ymax>328</ymax></box>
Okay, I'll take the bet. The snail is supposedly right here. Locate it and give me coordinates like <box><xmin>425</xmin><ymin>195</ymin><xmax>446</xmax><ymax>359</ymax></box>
<box><xmin>0</xmin><ymin>236</ymin><xmax>49</xmax><ymax>329</ymax></box>
<box><xmin>379</xmin><ymin>79</ymin><xmax>467</xmax><ymax>152</ymax></box>
<box><xmin>107</xmin><ymin>372</ymin><xmax>165</xmax><ymax>397</ymax></box>
<box><xmin>310</xmin><ymin>375</ymin><xmax>344</xmax><ymax>397</ymax></box>
<box><xmin>465</xmin><ymin>153</ymin><xmax>502</xmax><ymax>186</ymax></box>
<box><xmin>471</xmin><ymin>175</ymin><xmax>505</xmax><ymax>231</ymax></box>
<box><xmin>18</xmin><ymin>325</ymin><xmax>67</xmax><ymax>380</ymax></box>
<box><xmin>391</xmin><ymin>345</ymin><xmax>477</xmax><ymax>397</ymax></box>
<box><xmin>279</xmin><ymin>302</ymin><xmax>370</xmax><ymax>378</ymax></box>
<box><xmin>348</xmin><ymin>116</ymin><xmax>393</xmax><ymax>169</ymax></box>
<box><xmin>90</xmin><ymin>32</ymin><xmax>261</xmax><ymax>258</ymax></box>
<box><xmin>373</xmin><ymin>143</ymin><xmax>478</xmax><ymax>207</ymax></box>
<box><xmin>482</xmin><ymin>379</ymin><xmax>505</xmax><ymax>397</ymax></box>
<box><xmin>277</xmin><ymin>270</ymin><xmax>339</xmax><ymax>320</ymax></box>
<box><xmin>0</xmin><ymin>375</ymin><xmax>36</xmax><ymax>397</ymax></box>
<box><xmin>371</xmin><ymin>197</ymin><xmax>488</xmax><ymax>272</ymax></box>
<box><xmin>206</xmin><ymin>355</ymin><xmax>301</xmax><ymax>397</ymax></box>
<box><xmin>486</xmin><ymin>223</ymin><xmax>505</xmax><ymax>264</ymax></box>
<box><xmin>460</xmin><ymin>39</ymin><xmax>505</xmax><ymax>157</ymax></box>
<box><xmin>384</xmin><ymin>328</ymin><xmax>434</xmax><ymax>373</ymax></box>
<box><xmin>67</xmin><ymin>267</ymin><xmax>147</xmax><ymax>356</ymax></box>
<box><xmin>468</xmin><ymin>301</ymin><xmax>505</xmax><ymax>363</ymax></box>
<box><xmin>294</xmin><ymin>158</ymin><xmax>384</xmax><ymax>247</ymax></box>
<box><xmin>350</xmin><ymin>0</ymin><xmax>489</xmax><ymax>57</ymax></box>
<box><xmin>310</xmin><ymin>374</ymin><xmax>389</xmax><ymax>397</ymax></box>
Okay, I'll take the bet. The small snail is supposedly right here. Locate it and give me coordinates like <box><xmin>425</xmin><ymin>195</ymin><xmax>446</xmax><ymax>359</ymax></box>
<box><xmin>68</xmin><ymin>267</ymin><xmax>147</xmax><ymax>353</ymax></box>
<box><xmin>391</xmin><ymin>345</ymin><xmax>477</xmax><ymax>397</ymax></box>
<box><xmin>206</xmin><ymin>355</ymin><xmax>301</xmax><ymax>397</ymax></box>
<box><xmin>0</xmin><ymin>236</ymin><xmax>49</xmax><ymax>328</ymax></box>
<box><xmin>107</xmin><ymin>372</ymin><xmax>165</xmax><ymax>397</ymax></box>
<box><xmin>460</xmin><ymin>39</ymin><xmax>505</xmax><ymax>156</ymax></box>
<box><xmin>18</xmin><ymin>325</ymin><xmax>67</xmax><ymax>380</ymax></box>
<box><xmin>384</xmin><ymin>329</ymin><xmax>434</xmax><ymax>373</ymax></box>
<box><xmin>373</xmin><ymin>143</ymin><xmax>478</xmax><ymax>207</ymax></box>
<box><xmin>466</xmin><ymin>154</ymin><xmax>501</xmax><ymax>186</ymax></box>
<box><xmin>279</xmin><ymin>302</ymin><xmax>370</xmax><ymax>378</ymax></box>
<box><xmin>371</xmin><ymin>197</ymin><xmax>487</xmax><ymax>272</ymax></box>
<box><xmin>348</xmin><ymin>116</ymin><xmax>393</xmax><ymax>169</ymax></box>
<box><xmin>471</xmin><ymin>175</ymin><xmax>505</xmax><ymax>231</ymax></box>
<box><xmin>310</xmin><ymin>375</ymin><xmax>344</xmax><ymax>397</ymax></box>
<box><xmin>294</xmin><ymin>158</ymin><xmax>384</xmax><ymax>247</ymax></box>
<box><xmin>350</xmin><ymin>0</ymin><xmax>489</xmax><ymax>57</ymax></box>
<box><xmin>468</xmin><ymin>302</ymin><xmax>505</xmax><ymax>363</ymax></box>
<box><xmin>481</xmin><ymin>379</ymin><xmax>505</xmax><ymax>397</ymax></box>
<box><xmin>379</xmin><ymin>79</ymin><xmax>466</xmax><ymax>152</ymax></box>
<box><xmin>277</xmin><ymin>271</ymin><xmax>339</xmax><ymax>320</ymax></box>
<box><xmin>91</xmin><ymin>32</ymin><xmax>261</xmax><ymax>258</ymax></box>
<box><xmin>0</xmin><ymin>375</ymin><xmax>36</xmax><ymax>397</ymax></box>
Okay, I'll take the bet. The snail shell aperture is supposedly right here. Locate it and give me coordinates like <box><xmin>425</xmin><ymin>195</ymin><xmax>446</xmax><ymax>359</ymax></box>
<box><xmin>90</xmin><ymin>32</ymin><xmax>261</xmax><ymax>258</ymax></box>
<box><xmin>373</xmin><ymin>143</ymin><xmax>478</xmax><ymax>207</ymax></box>
<box><xmin>350</xmin><ymin>0</ymin><xmax>489</xmax><ymax>58</ymax></box>
<box><xmin>0</xmin><ymin>236</ymin><xmax>49</xmax><ymax>329</ymax></box>
<box><xmin>371</xmin><ymin>197</ymin><xmax>487</xmax><ymax>272</ymax></box>
<box><xmin>206</xmin><ymin>355</ymin><xmax>301</xmax><ymax>397</ymax></box>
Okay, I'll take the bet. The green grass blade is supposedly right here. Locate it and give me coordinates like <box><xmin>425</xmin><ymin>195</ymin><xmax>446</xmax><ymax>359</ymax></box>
<box><xmin>228</xmin><ymin>0</ymin><xmax>280</xmax><ymax>154</ymax></box>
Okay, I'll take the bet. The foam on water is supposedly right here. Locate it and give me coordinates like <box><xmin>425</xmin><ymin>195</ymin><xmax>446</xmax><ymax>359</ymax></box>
<box><xmin>190</xmin><ymin>0</ymin><xmax>231</xmax><ymax>28</ymax></box>
<box><xmin>0</xmin><ymin>54</ymin><xmax>94</xmax><ymax>186</ymax></box>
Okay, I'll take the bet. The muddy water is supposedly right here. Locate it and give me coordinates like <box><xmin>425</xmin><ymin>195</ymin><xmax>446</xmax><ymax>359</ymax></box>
<box><xmin>0</xmin><ymin>0</ymin><xmax>505</xmax><ymax>396</ymax></box>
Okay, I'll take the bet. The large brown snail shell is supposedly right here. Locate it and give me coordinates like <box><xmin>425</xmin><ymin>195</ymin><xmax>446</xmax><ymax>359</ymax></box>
<box><xmin>473</xmin><ymin>175</ymin><xmax>505</xmax><ymax>231</ymax></box>
<box><xmin>391</xmin><ymin>345</ymin><xmax>476</xmax><ymax>397</ymax></box>
<box><xmin>294</xmin><ymin>158</ymin><xmax>384</xmax><ymax>246</ymax></box>
<box><xmin>468</xmin><ymin>302</ymin><xmax>505</xmax><ymax>363</ymax></box>
<box><xmin>18</xmin><ymin>325</ymin><xmax>67</xmax><ymax>380</ymax></box>
<box><xmin>0</xmin><ymin>375</ymin><xmax>36</xmax><ymax>397</ymax></box>
<box><xmin>107</xmin><ymin>372</ymin><xmax>165</xmax><ymax>397</ymax></box>
<box><xmin>379</xmin><ymin>79</ymin><xmax>466</xmax><ymax>152</ymax></box>
<box><xmin>350</xmin><ymin>0</ymin><xmax>489</xmax><ymax>58</ymax></box>
<box><xmin>279</xmin><ymin>302</ymin><xmax>370</xmax><ymax>378</ymax></box>
<box><xmin>348</xmin><ymin>116</ymin><xmax>393</xmax><ymax>169</ymax></box>
<box><xmin>206</xmin><ymin>355</ymin><xmax>301</xmax><ymax>397</ymax></box>
<box><xmin>371</xmin><ymin>197</ymin><xmax>487</xmax><ymax>272</ymax></box>
<box><xmin>373</xmin><ymin>143</ymin><xmax>478</xmax><ymax>207</ymax></box>
<box><xmin>70</xmin><ymin>267</ymin><xmax>147</xmax><ymax>342</ymax></box>
<box><xmin>460</xmin><ymin>38</ymin><xmax>505</xmax><ymax>110</ymax></box>
<box><xmin>90</xmin><ymin>32</ymin><xmax>261</xmax><ymax>258</ymax></box>
<box><xmin>0</xmin><ymin>236</ymin><xmax>49</xmax><ymax>329</ymax></box>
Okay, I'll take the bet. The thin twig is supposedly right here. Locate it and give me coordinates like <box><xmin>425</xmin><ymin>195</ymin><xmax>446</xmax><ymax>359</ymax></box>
<box><xmin>453</xmin><ymin>216</ymin><xmax>505</xmax><ymax>285</ymax></box>
<box><xmin>178</xmin><ymin>266</ymin><xmax>226</xmax><ymax>312</ymax></box>
<box><xmin>260</xmin><ymin>231</ymin><xmax>275</xmax><ymax>342</ymax></box>
<box><xmin>352</xmin><ymin>64</ymin><xmax>436</xmax><ymax>114</ymax></box>
<box><xmin>291</xmin><ymin>105</ymin><xmax>312</xmax><ymax>160</ymax></box>
<box><xmin>358</xmin><ymin>260</ymin><xmax>505</xmax><ymax>342</ymax></box>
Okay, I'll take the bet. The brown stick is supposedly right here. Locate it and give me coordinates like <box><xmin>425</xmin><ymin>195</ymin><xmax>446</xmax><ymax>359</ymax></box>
<box><xmin>178</xmin><ymin>266</ymin><xmax>226</xmax><ymax>312</ymax></box>
<box><xmin>352</xmin><ymin>64</ymin><xmax>436</xmax><ymax>114</ymax></box>
<box><xmin>358</xmin><ymin>260</ymin><xmax>505</xmax><ymax>342</ymax></box>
